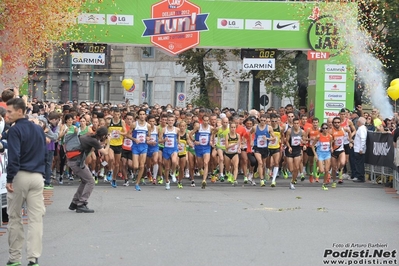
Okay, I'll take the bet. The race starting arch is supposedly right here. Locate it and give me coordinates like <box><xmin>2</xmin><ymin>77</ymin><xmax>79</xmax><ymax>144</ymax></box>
<box><xmin>75</xmin><ymin>0</ymin><xmax>356</xmax><ymax>121</ymax></box>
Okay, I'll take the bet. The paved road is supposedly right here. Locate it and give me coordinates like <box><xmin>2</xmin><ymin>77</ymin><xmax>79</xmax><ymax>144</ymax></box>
<box><xmin>1</xmin><ymin>177</ymin><xmax>399</xmax><ymax>266</ymax></box>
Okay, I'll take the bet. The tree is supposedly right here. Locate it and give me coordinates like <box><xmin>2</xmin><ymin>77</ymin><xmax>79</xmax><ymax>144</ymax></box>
<box><xmin>176</xmin><ymin>48</ymin><xmax>239</xmax><ymax>108</ymax></box>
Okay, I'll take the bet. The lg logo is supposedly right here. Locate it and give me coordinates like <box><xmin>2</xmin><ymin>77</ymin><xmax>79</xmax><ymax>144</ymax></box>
<box><xmin>110</xmin><ymin>16</ymin><xmax>126</xmax><ymax>22</ymax></box>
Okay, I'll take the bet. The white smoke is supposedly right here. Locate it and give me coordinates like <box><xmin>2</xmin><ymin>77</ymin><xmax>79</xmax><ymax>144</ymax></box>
<box><xmin>335</xmin><ymin>7</ymin><xmax>393</xmax><ymax>119</ymax></box>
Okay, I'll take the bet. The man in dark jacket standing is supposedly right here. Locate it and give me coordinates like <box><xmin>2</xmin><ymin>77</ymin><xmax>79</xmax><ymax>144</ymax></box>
<box><xmin>6</xmin><ymin>98</ymin><xmax>46</xmax><ymax>266</ymax></box>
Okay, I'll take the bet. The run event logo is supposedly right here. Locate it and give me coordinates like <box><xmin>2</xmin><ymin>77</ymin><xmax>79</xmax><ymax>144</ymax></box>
<box><xmin>142</xmin><ymin>0</ymin><xmax>209</xmax><ymax>55</ymax></box>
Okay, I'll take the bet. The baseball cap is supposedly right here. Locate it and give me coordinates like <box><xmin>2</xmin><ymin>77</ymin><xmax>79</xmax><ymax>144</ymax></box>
<box><xmin>219</xmin><ymin>113</ymin><xmax>226</xmax><ymax>119</ymax></box>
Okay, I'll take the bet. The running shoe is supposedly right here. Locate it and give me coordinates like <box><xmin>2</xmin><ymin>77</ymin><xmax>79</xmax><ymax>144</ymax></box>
<box><xmin>322</xmin><ymin>184</ymin><xmax>328</xmax><ymax>191</ymax></box>
<box><xmin>270</xmin><ymin>181</ymin><xmax>276</xmax><ymax>187</ymax></box>
<box><xmin>158</xmin><ymin>177</ymin><xmax>164</xmax><ymax>185</ymax></box>
<box><xmin>201</xmin><ymin>180</ymin><xmax>206</xmax><ymax>189</ymax></box>
<box><xmin>331</xmin><ymin>182</ymin><xmax>337</xmax><ymax>188</ymax></box>
<box><xmin>194</xmin><ymin>168</ymin><xmax>199</xmax><ymax>176</ymax></box>
<box><xmin>171</xmin><ymin>173</ymin><xmax>177</xmax><ymax>183</ymax></box>
<box><xmin>199</xmin><ymin>169</ymin><xmax>204</xmax><ymax>176</ymax></box>
<box><xmin>243</xmin><ymin>176</ymin><xmax>248</xmax><ymax>184</ymax></box>
<box><xmin>152</xmin><ymin>178</ymin><xmax>156</xmax><ymax>185</ymax></box>
<box><xmin>260</xmin><ymin>179</ymin><xmax>265</xmax><ymax>187</ymax></box>
<box><xmin>290</xmin><ymin>182</ymin><xmax>296</xmax><ymax>190</ymax></box>
<box><xmin>211</xmin><ymin>175</ymin><xmax>217</xmax><ymax>183</ymax></box>
<box><xmin>6</xmin><ymin>261</ymin><xmax>22</xmax><ymax>266</ymax></box>
<box><xmin>165</xmin><ymin>181</ymin><xmax>171</xmax><ymax>190</ymax></box>
<box><xmin>123</xmin><ymin>180</ymin><xmax>129</xmax><ymax>187</ymax></box>
<box><xmin>227</xmin><ymin>173</ymin><xmax>234</xmax><ymax>183</ymax></box>
<box><xmin>69</xmin><ymin>175</ymin><xmax>74</xmax><ymax>181</ymax></box>
<box><xmin>135</xmin><ymin>184</ymin><xmax>141</xmax><ymax>191</ymax></box>
<box><xmin>315</xmin><ymin>178</ymin><xmax>319</xmax><ymax>183</ymax></box>
<box><xmin>177</xmin><ymin>182</ymin><xmax>183</xmax><ymax>189</ymax></box>
<box><xmin>309</xmin><ymin>175</ymin><xmax>314</xmax><ymax>183</ymax></box>
<box><xmin>254</xmin><ymin>172</ymin><xmax>259</xmax><ymax>178</ymax></box>
<box><xmin>185</xmin><ymin>168</ymin><xmax>190</xmax><ymax>178</ymax></box>
<box><xmin>219</xmin><ymin>175</ymin><xmax>225</xmax><ymax>182</ymax></box>
<box><xmin>339</xmin><ymin>169</ymin><xmax>343</xmax><ymax>179</ymax></box>
<box><xmin>251</xmin><ymin>180</ymin><xmax>256</xmax><ymax>186</ymax></box>
<box><xmin>233</xmin><ymin>181</ymin><xmax>238</xmax><ymax>187</ymax></box>
<box><xmin>111</xmin><ymin>180</ymin><xmax>117</xmax><ymax>188</ymax></box>
<box><xmin>248</xmin><ymin>172</ymin><xmax>253</xmax><ymax>180</ymax></box>
<box><xmin>58</xmin><ymin>177</ymin><xmax>63</xmax><ymax>185</ymax></box>
<box><xmin>213</xmin><ymin>168</ymin><xmax>219</xmax><ymax>175</ymax></box>
<box><xmin>44</xmin><ymin>184</ymin><xmax>54</xmax><ymax>190</ymax></box>
<box><xmin>338</xmin><ymin>179</ymin><xmax>343</xmax><ymax>184</ymax></box>
<box><xmin>191</xmin><ymin>180</ymin><xmax>196</xmax><ymax>187</ymax></box>
<box><xmin>118</xmin><ymin>172</ymin><xmax>123</xmax><ymax>179</ymax></box>
<box><xmin>106</xmin><ymin>171</ymin><xmax>112</xmax><ymax>182</ymax></box>
<box><xmin>282</xmin><ymin>169</ymin><xmax>288</xmax><ymax>179</ymax></box>
<box><xmin>300</xmin><ymin>173</ymin><xmax>305</xmax><ymax>181</ymax></box>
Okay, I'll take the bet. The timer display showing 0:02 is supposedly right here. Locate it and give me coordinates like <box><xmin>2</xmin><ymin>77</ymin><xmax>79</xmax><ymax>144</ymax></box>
<box><xmin>88</xmin><ymin>45</ymin><xmax>107</xmax><ymax>53</ymax></box>
<box><xmin>258</xmin><ymin>50</ymin><xmax>275</xmax><ymax>58</ymax></box>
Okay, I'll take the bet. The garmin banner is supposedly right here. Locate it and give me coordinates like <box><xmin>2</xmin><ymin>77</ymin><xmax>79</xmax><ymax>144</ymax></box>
<box><xmin>365</xmin><ymin>132</ymin><xmax>395</xmax><ymax>169</ymax></box>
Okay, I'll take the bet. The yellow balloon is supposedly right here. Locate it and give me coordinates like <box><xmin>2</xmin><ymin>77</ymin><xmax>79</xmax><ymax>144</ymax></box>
<box><xmin>390</xmin><ymin>78</ymin><xmax>399</xmax><ymax>87</ymax></box>
<box><xmin>387</xmin><ymin>84</ymin><xmax>399</xmax><ymax>100</ymax></box>
<box><xmin>121</xmin><ymin>79</ymin><xmax>134</xmax><ymax>90</ymax></box>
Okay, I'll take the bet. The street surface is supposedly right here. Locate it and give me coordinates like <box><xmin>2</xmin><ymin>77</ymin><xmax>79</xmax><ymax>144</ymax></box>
<box><xmin>1</xmin><ymin>177</ymin><xmax>398</xmax><ymax>266</ymax></box>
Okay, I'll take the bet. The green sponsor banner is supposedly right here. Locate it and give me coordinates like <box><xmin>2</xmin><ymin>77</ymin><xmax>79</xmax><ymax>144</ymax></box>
<box><xmin>74</xmin><ymin>0</ymin><xmax>325</xmax><ymax>50</ymax></box>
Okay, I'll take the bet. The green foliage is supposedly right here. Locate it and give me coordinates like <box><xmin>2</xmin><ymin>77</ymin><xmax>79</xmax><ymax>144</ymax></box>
<box><xmin>176</xmin><ymin>48</ymin><xmax>240</xmax><ymax>108</ymax></box>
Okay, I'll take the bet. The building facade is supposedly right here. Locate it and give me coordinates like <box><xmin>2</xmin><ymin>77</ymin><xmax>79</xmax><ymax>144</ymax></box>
<box><xmin>29</xmin><ymin>45</ymin><xmax>278</xmax><ymax>110</ymax></box>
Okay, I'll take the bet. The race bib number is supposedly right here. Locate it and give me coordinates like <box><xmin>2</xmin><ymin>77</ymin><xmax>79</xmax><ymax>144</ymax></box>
<box><xmin>199</xmin><ymin>134</ymin><xmax>209</xmax><ymax>145</ymax></box>
<box><xmin>220</xmin><ymin>138</ymin><xmax>226</xmax><ymax>147</ymax></box>
<box><xmin>149</xmin><ymin>136</ymin><xmax>157</xmax><ymax>143</ymax></box>
<box><xmin>320</xmin><ymin>142</ymin><xmax>330</xmax><ymax>151</ymax></box>
<box><xmin>111</xmin><ymin>130</ymin><xmax>120</xmax><ymax>139</ymax></box>
<box><xmin>123</xmin><ymin>138</ymin><xmax>133</xmax><ymax>147</ymax></box>
<box><xmin>165</xmin><ymin>136</ymin><xmax>175</xmax><ymax>148</ymax></box>
<box><xmin>137</xmin><ymin>132</ymin><xmax>146</xmax><ymax>143</ymax></box>
<box><xmin>227</xmin><ymin>144</ymin><xmax>238</xmax><ymax>153</ymax></box>
<box><xmin>178</xmin><ymin>142</ymin><xmax>185</xmax><ymax>152</ymax></box>
<box><xmin>269</xmin><ymin>137</ymin><xmax>277</xmax><ymax>146</ymax></box>
<box><xmin>335</xmin><ymin>137</ymin><xmax>343</xmax><ymax>146</ymax></box>
<box><xmin>257</xmin><ymin>136</ymin><xmax>267</xmax><ymax>148</ymax></box>
<box><xmin>291</xmin><ymin>136</ymin><xmax>301</xmax><ymax>146</ymax></box>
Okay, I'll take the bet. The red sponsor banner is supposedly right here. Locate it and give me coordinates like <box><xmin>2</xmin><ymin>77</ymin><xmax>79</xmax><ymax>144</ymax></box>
<box><xmin>307</xmin><ymin>50</ymin><xmax>330</xmax><ymax>60</ymax></box>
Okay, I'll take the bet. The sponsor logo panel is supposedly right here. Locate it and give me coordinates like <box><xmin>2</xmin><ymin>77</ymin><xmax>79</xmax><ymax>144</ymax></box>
<box><xmin>107</xmin><ymin>15</ymin><xmax>134</xmax><ymax>26</ymax></box>
<box><xmin>325</xmin><ymin>74</ymin><xmax>346</xmax><ymax>82</ymax></box>
<box><xmin>324</xmin><ymin>92</ymin><xmax>346</xmax><ymax>101</ymax></box>
<box><xmin>78</xmin><ymin>13</ymin><xmax>105</xmax><ymax>24</ymax></box>
<box><xmin>217</xmin><ymin>19</ymin><xmax>244</xmax><ymax>29</ymax></box>
<box><xmin>273</xmin><ymin>20</ymin><xmax>299</xmax><ymax>31</ymax></box>
<box><xmin>243</xmin><ymin>58</ymin><xmax>275</xmax><ymax>70</ymax></box>
<box><xmin>324</xmin><ymin>83</ymin><xmax>346</xmax><ymax>92</ymax></box>
<box><xmin>245</xmin><ymin>19</ymin><xmax>271</xmax><ymax>30</ymax></box>
<box><xmin>324</xmin><ymin>102</ymin><xmax>346</xmax><ymax>109</ymax></box>
<box><xmin>325</xmin><ymin>64</ymin><xmax>347</xmax><ymax>73</ymax></box>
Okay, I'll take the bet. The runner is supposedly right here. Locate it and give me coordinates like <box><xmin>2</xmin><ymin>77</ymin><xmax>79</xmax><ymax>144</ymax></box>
<box><xmin>107</xmin><ymin>108</ymin><xmax>126</xmax><ymax>188</ymax></box>
<box><xmin>121</xmin><ymin>112</ymin><xmax>134</xmax><ymax>186</ymax></box>
<box><xmin>214</xmin><ymin>117</ymin><xmax>229</xmax><ymax>182</ymax></box>
<box><xmin>330</xmin><ymin>116</ymin><xmax>351</xmax><ymax>188</ymax></box>
<box><xmin>146</xmin><ymin>115</ymin><xmax>160</xmax><ymax>185</ymax></box>
<box><xmin>305</xmin><ymin>117</ymin><xmax>320</xmax><ymax>183</ymax></box>
<box><xmin>130</xmin><ymin>109</ymin><xmax>151</xmax><ymax>191</ymax></box>
<box><xmin>312</xmin><ymin>123</ymin><xmax>333</xmax><ymax>190</ymax></box>
<box><xmin>268</xmin><ymin>114</ymin><xmax>284</xmax><ymax>187</ymax></box>
<box><xmin>250</xmin><ymin>114</ymin><xmax>275</xmax><ymax>187</ymax></box>
<box><xmin>224</xmin><ymin>122</ymin><xmax>241</xmax><ymax>186</ymax></box>
<box><xmin>159</xmin><ymin>114</ymin><xmax>179</xmax><ymax>190</ymax></box>
<box><xmin>190</xmin><ymin>114</ymin><xmax>214</xmax><ymax>189</ymax></box>
<box><xmin>339</xmin><ymin>108</ymin><xmax>356</xmax><ymax>183</ymax></box>
<box><xmin>177</xmin><ymin>121</ymin><xmax>190</xmax><ymax>188</ymax></box>
<box><xmin>285</xmin><ymin>118</ymin><xmax>306</xmax><ymax>190</ymax></box>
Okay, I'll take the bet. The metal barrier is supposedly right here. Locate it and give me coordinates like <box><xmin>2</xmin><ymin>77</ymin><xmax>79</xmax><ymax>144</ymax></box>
<box><xmin>365</xmin><ymin>163</ymin><xmax>398</xmax><ymax>194</ymax></box>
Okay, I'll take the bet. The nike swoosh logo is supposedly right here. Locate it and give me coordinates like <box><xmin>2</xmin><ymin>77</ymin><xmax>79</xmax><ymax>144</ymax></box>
<box><xmin>276</xmin><ymin>22</ymin><xmax>296</xmax><ymax>29</ymax></box>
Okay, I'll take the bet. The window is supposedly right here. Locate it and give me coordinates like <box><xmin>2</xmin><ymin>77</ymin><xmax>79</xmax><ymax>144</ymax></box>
<box><xmin>142</xmin><ymin>80</ymin><xmax>153</xmax><ymax>105</ymax></box>
<box><xmin>174</xmin><ymin>81</ymin><xmax>185</xmax><ymax>107</ymax></box>
<box><xmin>238</xmin><ymin>81</ymin><xmax>249</xmax><ymax>111</ymax></box>
<box><xmin>142</xmin><ymin>47</ymin><xmax>154</xmax><ymax>58</ymax></box>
